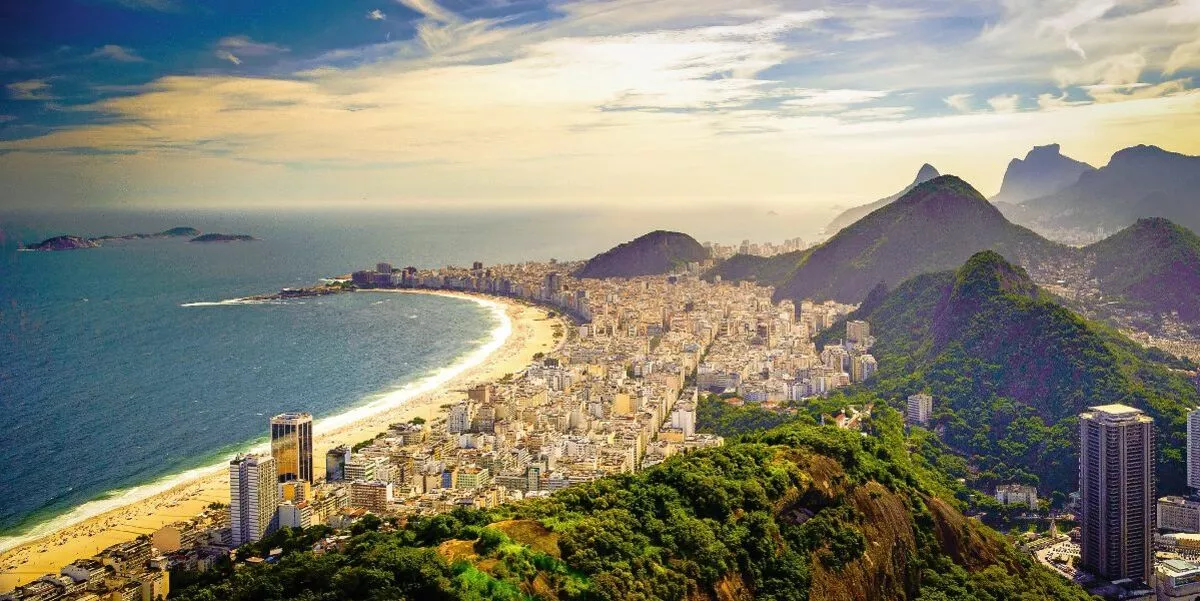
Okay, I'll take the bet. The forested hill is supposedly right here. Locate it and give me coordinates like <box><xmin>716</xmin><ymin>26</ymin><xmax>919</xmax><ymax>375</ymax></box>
<box><xmin>773</xmin><ymin>176</ymin><xmax>1063</xmax><ymax>305</ymax></box>
<box><xmin>170</xmin><ymin>413</ymin><xmax>1090</xmax><ymax>601</ymax></box>
<box><xmin>823</xmin><ymin>250</ymin><xmax>1199</xmax><ymax>494</ymax></box>
<box><xmin>1085</xmin><ymin>217</ymin><xmax>1200</xmax><ymax>323</ymax></box>
<box><xmin>574</xmin><ymin>230</ymin><xmax>709</xmax><ymax>279</ymax></box>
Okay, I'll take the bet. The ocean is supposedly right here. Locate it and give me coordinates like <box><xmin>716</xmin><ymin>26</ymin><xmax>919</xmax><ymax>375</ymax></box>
<box><xmin>0</xmin><ymin>206</ymin><xmax>826</xmax><ymax>550</ymax></box>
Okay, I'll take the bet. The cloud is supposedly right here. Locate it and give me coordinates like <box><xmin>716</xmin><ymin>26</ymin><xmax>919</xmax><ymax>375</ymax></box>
<box><xmin>1083</xmin><ymin>79</ymin><xmax>1190</xmax><ymax>102</ymax></box>
<box><xmin>1053</xmin><ymin>52</ymin><xmax>1145</xmax><ymax>87</ymax></box>
<box><xmin>395</xmin><ymin>0</ymin><xmax>457</xmax><ymax>24</ymax></box>
<box><xmin>1036</xmin><ymin>0</ymin><xmax>1116</xmax><ymax>59</ymax></box>
<box><xmin>213</xmin><ymin>36</ymin><xmax>288</xmax><ymax>65</ymax></box>
<box><xmin>1037</xmin><ymin>92</ymin><xmax>1089</xmax><ymax>109</ymax></box>
<box><xmin>367</xmin><ymin>9</ymin><xmax>387</xmax><ymax>21</ymax></box>
<box><xmin>944</xmin><ymin>93</ymin><xmax>973</xmax><ymax>112</ymax></box>
<box><xmin>987</xmin><ymin>94</ymin><xmax>1021</xmax><ymax>113</ymax></box>
<box><xmin>1165</xmin><ymin>34</ymin><xmax>1200</xmax><ymax>75</ymax></box>
<box><xmin>89</xmin><ymin>45</ymin><xmax>146</xmax><ymax>63</ymax></box>
<box><xmin>6</xmin><ymin>79</ymin><xmax>57</xmax><ymax>101</ymax></box>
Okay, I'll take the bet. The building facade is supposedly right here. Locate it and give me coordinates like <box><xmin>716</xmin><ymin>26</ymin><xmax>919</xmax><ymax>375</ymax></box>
<box><xmin>1078</xmin><ymin>404</ymin><xmax>1154</xmax><ymax>583</ymax></box>
<box><xmin>906</xmin><ymin>394</ymin><xmax>933</xmax><ymax>425</ymax></box>
<box><xmin>270</xmin><ymin>412</ymin><xmax>314</xmax><ymax>483</ymax></box>
<box><xmin>229</xmin><ymin>454</ymin><xmax>280</xmax><ymax>547</ymax></box>
<box><xmin>1188</xmin><ymin>408</ymin><xmax>1200</xmax><ymax>491</ymax></box>
<box><xmin>1159</xmin><ymin>496</ymin><xmax>1200</xmax><ymax>533</ymax></box>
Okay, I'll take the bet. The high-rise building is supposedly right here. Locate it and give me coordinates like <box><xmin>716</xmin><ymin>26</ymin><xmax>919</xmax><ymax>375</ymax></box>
<box><xmin>1158</xmin><ymin>496</ymin><xmax>1200</xmax><ymax>533</ymax></box>
<box><xmin>229</xmin><ymin>454</ymin><xmax>279</xmax><ymax>547</ymax></box>
<box><xmin>845</xmin><ymin>320</ymin><xmax>870</xmax><ymax>344</ymax></box>
<box><xmin>1079</xmin><ymin>404</ymin><xmax>1154</xmax><ymax>583</ymax></box>
<box><xmin>271</xmin><ymin>412</ymin><xmax>313</xmax><ymax>483</ymax></box>
<box><xmin>1187</xmin><ymin>408</ymin><xmax>1200</xmax><ymax>491</ymax></box>
<box><xmin>326</xmin><ymin>445</ymin><xmax>350</xmax><ymax>482</ymax></box>
<box><xmin>905</xmin><ymin>394</ymin><xmax>933</xmax><ymax>425</ymax></box>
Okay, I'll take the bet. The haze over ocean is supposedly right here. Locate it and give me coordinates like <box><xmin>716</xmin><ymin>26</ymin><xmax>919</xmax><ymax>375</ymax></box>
<box><xmin>0</xmin><ymin>207</ymin><xmax>821</xmax><ymax>545</ymax></box>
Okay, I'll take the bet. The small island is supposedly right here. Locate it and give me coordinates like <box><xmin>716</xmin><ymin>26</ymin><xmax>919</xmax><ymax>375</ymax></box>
<box><xmin>23</xmin><ymin>235</ymin><xmax>101</xmax><ymax>251</ymax></box>
<box><xmin>189</xmin><ymin>233</ymin><xmax>257</xmax><ymax>243</ymax></box>
<box><xmin>22</xmin><ymin>227</ymin><xmax>204</xmax><ymax>251</ymax></box>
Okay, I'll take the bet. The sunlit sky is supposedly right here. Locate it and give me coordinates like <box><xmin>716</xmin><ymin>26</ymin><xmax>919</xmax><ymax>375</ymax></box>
<box><xmin>2</xmin><ymin>0</ymin><xmax>1199</xmax><ymax>212</ymax></box>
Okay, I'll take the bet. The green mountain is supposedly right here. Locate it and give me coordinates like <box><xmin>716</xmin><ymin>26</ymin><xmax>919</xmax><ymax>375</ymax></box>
<box><xmin>829</xmin><ymin>251</ymin><xmax>1199</xmax><ymax>494</ymax></box>
<box><xmin>702</xmin><ymin>249</ymin><xmax>810</xmax><ymax>287</ymax></box>
<box><xmin>1085</xmin><ymin>217</ymin><xmax>1200</xmax><ymax>322</ymax></box>
<box><xmin>170</xmin><ymin>416</ymin><xmax>1090</xmax><ymax>601</ymax></box>
<box><xmin>574</xmin><ymin>230</ymin><xmax>709</xmax><ymax>279</ymax></box>
<box><xmin>775</xmin><ymin>176</ymin><xmax>1063</xmax><ymax>305</ymax></box>
<box><xmin>821</xmin><ymin>163</ymin><xmax>940</xmax><ymax>236</ymax></box>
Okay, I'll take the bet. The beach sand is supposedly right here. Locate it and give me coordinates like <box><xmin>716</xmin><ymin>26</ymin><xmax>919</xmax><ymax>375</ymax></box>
<box><xmin>0</xmin><ymin>291</ymin><xmax>564</xmax><ymax>592</ymax></box>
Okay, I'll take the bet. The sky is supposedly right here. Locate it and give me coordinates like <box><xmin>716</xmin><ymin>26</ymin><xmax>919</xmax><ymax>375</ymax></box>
<box><xmin>2</xmin><ymin>0</ymin><xmax>1200</xmax><ymax>213</ymax></box>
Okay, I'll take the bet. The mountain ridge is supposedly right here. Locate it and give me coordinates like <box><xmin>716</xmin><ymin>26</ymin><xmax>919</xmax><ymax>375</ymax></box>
<box><xmin>820</xmin><ymin>163</ymin><xmax>941</xmax><ymax>236</ymax></box>
<box><xmin>574</xmin><ymin>230</ymin><xmax>709</xmax><ymax>279</ymax></box>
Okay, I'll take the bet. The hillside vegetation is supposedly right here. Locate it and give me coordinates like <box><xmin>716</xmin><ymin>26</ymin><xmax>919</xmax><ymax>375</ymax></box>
<box><xmin>170</xmin><ymin>413</ymin><xmax>1091</xmax><ymax>601</ymax></box>
<box><xmin>823</xmin><ymin>250</ymin><xmax>1199</xmax><ymax>494</ymax></box>
<box><xmin>774</xmin><ymin>176</ymin><xmax>1063</xmax><ymax>305</ymax></box>
<box><xmin>575</xmin><ymin>231</ymin><xmax>710</xmax><ymax>279</ymax></box>
<box><xmin>1085</xmin><ymin>217</ymin><xmax>1200</xmax><ymax>322</ymax></box>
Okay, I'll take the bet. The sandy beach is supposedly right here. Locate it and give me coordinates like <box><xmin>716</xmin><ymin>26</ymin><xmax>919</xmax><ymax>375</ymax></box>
<box><xmin>0</xmin><ymin>290</ymin><xmax>564</xmax><ymax>592</ymax></box>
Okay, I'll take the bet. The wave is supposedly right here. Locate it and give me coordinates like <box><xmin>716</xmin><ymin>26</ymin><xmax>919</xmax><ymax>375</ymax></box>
<box><xmin>179</xmin><ymin>298</ymin><xmax>274</xmax><ymax>307</ymax></box>
<box><xmin>0</xmin><ymin>292</ymin><xmax>512</xmax><ymax>555</ymax></box>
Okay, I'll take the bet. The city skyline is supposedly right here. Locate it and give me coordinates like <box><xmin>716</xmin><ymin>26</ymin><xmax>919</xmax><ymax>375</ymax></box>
<box><xmin>3</xmin><ymin>0</ymin><xmax>1200</xmax><ymax>210</ymax></box>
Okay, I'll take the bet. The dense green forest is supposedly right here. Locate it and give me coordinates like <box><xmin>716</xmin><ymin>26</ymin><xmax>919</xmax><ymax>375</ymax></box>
<box><xmin>171</xmin><ymin>410</ymin><xmax>1091</xmax><ymax>601</ymax></box>
<box><xmin>815</xmin><ymin>250</ymin><xmax>1199</xmax><ymax>495</ymax></box>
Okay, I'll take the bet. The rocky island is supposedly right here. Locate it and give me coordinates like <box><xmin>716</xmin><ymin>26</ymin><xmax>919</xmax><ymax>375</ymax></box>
<box><xmin>189</xmin><ymin>233</ymin><xmax>257</xmax><ymax>243</ymax></box>
<box><xmin>22</xmin><ymin>227</ymin><xmax>204</xmax><ymax>251</ymax></box>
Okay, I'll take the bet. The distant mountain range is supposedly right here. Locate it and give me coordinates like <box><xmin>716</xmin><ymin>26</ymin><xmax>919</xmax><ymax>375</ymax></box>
<box><xmin>827</xmin><ymin>250</ymin><xmax>1199</xmax><ymax>493</ymax></box>
<box><xmin>773</xmin><ymin>176</ymin><xmax>1063</xmax><ymax>305</ymax></box>
<box><xmin>998</xmin><ymin>145</ymin><xmax>1200</xmax><ymax>234</ymax></box>
<box><xmin>990</xmin><ymin>144</ymin><xmax>1094</xmax><ymax>205</ymax></box>
<box><xmin>574</xmin><ymin>230</ymin><xmax>709</xmax><ymax>278</ymax></box>
<box><xmin>821</xmin><ymin>163</ymin><xmax>940</xmax><ymax>236</ymax></box>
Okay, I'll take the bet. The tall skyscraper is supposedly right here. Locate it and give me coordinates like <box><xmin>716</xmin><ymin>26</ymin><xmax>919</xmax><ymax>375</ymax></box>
<box><xmin>271</xmin><ymin>412</ymin><xmax>313</xmax><ymax>483</ymax></box>
<box><xmin>1079</xmin><ymin>404</ymin><xmax>1154</xmax><ymax>583</ymax></box>
<box><xmin>229</xmin><ymin>454</ymin><xmax>280</xmax><ymax>547</ymax></box>
<box><xmin>1188</xmin><ymin>408</ymin><xmax>1200</xmax><ymax>491</ymax></box>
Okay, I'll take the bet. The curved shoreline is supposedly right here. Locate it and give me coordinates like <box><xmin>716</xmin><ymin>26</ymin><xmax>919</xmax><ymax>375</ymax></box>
<box><xmin>0</xmin><ymin>290</ymin><xmax>562</xmax><ymax>592</ymax></box>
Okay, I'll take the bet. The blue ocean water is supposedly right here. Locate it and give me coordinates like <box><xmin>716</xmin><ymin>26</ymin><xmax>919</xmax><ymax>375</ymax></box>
<box><xmin>0</xmin><ymin>207</ymin><xmax>825</xmax><ymax>548</ymax></box>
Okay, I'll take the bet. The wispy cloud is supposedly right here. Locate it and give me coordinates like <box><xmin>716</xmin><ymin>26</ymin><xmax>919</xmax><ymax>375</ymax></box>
<box><xmin>395</xmin><ymin>0</ymin><xmax>458</xmax><ymax>24</ymax></box>
<box><xmin>1037</xmin><ymin>0</ymin><xmax>1116</xmax><ymax>58</ymax></box>
<box><xmin>1165</xmin><ymin>34</ymin><xmax>1200</xmax><ymax>75</ymax></box>
<box><xmin>367</xmin><ymin>9</ymin><xmax>387</xmax><ymax>21</ymax></box>
<box><xmin>89</xmin><ymin>45</ymin><xmax>146</xmax><ymax>63</ymax></box>
<box><xmin>6</xmin><ymin>79</ymin><xmax>57</xmax><ymax>101</ymax></box>
<box><xmin>944</xmin><ymin>93</ymin><xmax>973</xmax><ymax>112</ymax></box>
<box><xmin>988</xmin><ymin>94</ymin><xmax>1021</xmax><ymax>113</ymax></box>
<box><xmin>213</xmin><ymin>36</ymin><xmax>289</xmax><ymax>66</ymax></box>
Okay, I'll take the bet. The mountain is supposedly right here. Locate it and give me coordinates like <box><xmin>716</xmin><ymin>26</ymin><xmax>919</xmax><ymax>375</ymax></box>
<box><xmin>775</xmin><ymin>176</ymin><xmax>1064</xmax><ymax>305</ymax></box>
<box><xmin>821</xmin><ymin>163</ymin><xmax>940</xmax><ymax>236</ymax></box>
<box><xmin>1086</xmin><ymin>217</ymin><xmax>1200</xmax><ymax>322</ymax></box>
<box><xmin>701</xmin><ymin>249</ymin><xmax>810</xmax><ymax>287</ymax></box>
<box><xmin>826</xmin><ymin>251</ymin><xmax>1199</xmax><ymax>494</ymax></box>
<box><xmin>1009</xmin><ymin>145</ymin><xmax>1200</xmax><ymax>233</ymax></box>
<box><xmin>22</xmin><ymin>235</ymin><xmax>100</xmax><ymax>251</ymax></box>
<box><xmin>574</xmin><ymin>230</ymin><xmax>709</xmax><ymax>279</ymax></box>
<box><xmin>169</xmin><ymin>418</ymin><xmax>1091</xmax><ymax>601</ymax></box>
<box><xmin>990</xmin><ymin>144</ymin><xmax>1094</xmax><ymax>205</ymax></box>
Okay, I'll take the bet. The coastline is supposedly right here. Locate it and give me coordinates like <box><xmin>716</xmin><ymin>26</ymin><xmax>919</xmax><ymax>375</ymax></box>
<box><xmin>0</xmin><ymin>290</ymin><xmax>564</xmax><ymax>592</ymax></box>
